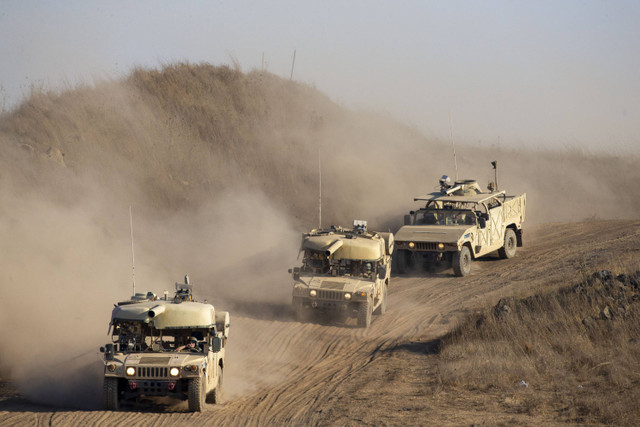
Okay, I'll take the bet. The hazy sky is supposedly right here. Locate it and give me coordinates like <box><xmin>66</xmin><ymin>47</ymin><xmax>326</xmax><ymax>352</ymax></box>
<box><xmin>1</xmin><ymin>1</ymin><xmax>638</xmax><ymax>153</ymax></box>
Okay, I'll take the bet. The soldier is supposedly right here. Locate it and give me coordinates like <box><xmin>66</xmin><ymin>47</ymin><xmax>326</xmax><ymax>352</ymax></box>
<box><xmin>176</xmin><ymin>336</ymin><xmax>202</xmax><ymax>353</ymax></box>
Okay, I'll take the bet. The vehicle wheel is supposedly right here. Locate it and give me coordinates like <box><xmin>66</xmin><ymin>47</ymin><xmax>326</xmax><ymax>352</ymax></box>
<box><xmin>357</xmin><ymin>300</ymin><xmax>372</xmax><ymax>328</ymax></box>
<box><xmin>498</xmin><ymin>229</ymin><xmax>517</xmax><ymax>259</ymax></box>
<box><xmin>188</xmin><ymin>376</ymin><xmax>206</xmax><ymax>412</ymax></box>
<box><xmin>375</xmin><ymin>284</ymin><xmax>387</xmax><ymax>315</ymax></box>
<box><xmin>292</xmin><ymin>297</ymin><xmax>308</xmax><ymax>322</ymax></box>
<box><xmin>103</xmin><ymin>377</ymin><xmax>119</xmax><ymax>411</ymax></box>
<box><xmin>452</xmin><ymin>246</ymin><xmax>472</xmax><ymax>277</ymax></box>
<box><xmin>206</xmin><ymin>366</ymin><xmax>223</xmax><ymax>404</ymax></box>
<box><xmin>396</xmin><ymin>250</ymin><xmax>412</xmax><ymax>274</ymax></box>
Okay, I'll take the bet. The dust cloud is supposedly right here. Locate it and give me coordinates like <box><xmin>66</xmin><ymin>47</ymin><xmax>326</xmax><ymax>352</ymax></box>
<box><xmin>0</xmin><ymin>185</ymin><xmax>300</xmax><ymax>408</ymax></box>
<box><xmin>0</xmin><ymin>192</ymin><xmax>132</xmax><ymax>408</ymax></box>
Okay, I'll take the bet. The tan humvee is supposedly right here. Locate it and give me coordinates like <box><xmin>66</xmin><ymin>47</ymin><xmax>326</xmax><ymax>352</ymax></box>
<box><xmin>100</xmin><ymin>277</ymin><xmax>230</xmax><ymax>412</ymax></box>
<box><xmin>395</xmin><ymin>176</ymin><xmax>526</xmax><ymax>276</ymax></box>
<box><xmin>289</xmin><ymin>220</ymin><xmax>394</xmax><ymax>328</ymax></box>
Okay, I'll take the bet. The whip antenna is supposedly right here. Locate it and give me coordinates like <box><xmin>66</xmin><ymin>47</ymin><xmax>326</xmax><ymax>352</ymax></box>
<box><xmin>318</xmin><ymin>149</ymin><xmax>322</xmax><ymax>229</ymax></box>
<box><xmin>449</xmin><ymin>110</ymin><xmax>459</xmax><ymax>181</ymax></box>
<box><xmin>491</xmin><ymin>160</ymin><xmax>499</xmax><ymax>190</ymax></box>
<box><xmin>129</xmin><ymin>205</ymin><xmax>136</xmax><ymax>296</ymax></box>
<box><xmin>290</xmin><ymin>49</ymin><xmax>297</xmax><ymax>81</ymax></box>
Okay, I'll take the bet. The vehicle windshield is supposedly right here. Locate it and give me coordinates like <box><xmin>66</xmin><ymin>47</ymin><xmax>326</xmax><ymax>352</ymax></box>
<box><xmin>111</xmin><ymin>321</ymin><xmax>209</xmax><ymax>353</ymax></box>
<box><xmin>301</xmin><ymin>250</ymin><xmax>378</xmax><ymax>280</ymax></box>
<box><xmin>416</xmin><ymin>209</ymin><xmax>476</xmax><ymax>226</ymax></box>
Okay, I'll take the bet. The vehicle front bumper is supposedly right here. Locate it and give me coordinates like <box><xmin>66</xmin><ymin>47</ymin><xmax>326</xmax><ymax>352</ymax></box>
<box><xmin>299</xmin><ymin>297</ymin><xmax>352</xmax><ymax>311</ymax></box>
<box><xmin>396</xmin><ymin>241</ymin><xmax>459</xmax><ymax>252</ymax></box>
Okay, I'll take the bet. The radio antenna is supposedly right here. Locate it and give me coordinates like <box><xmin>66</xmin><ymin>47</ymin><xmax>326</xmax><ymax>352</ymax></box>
<box><xmin>129</xmin><ymin>205</ymin><xmax>136</xmax><ymax>296</ymax></box>
<box><xmin>318</xmin><ymin>149</ymin><xmax>322</xmax><ymax>229</ymax></box>
<box><xmin>449</xmin><ymin>110</ymin><xmax>459</xmax><ymax>181</ymax></box>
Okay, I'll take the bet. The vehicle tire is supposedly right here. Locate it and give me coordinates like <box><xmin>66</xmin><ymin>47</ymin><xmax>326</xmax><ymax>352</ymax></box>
<box><xmin>452</xmin><ymin>246</ymin><xmax>472</xmax><ymax>277</ymax></box>
<box><xmin>188</xmin><ymin>376</ymin><xmax>206</xmax><ymax>412</ymax></box>
<box><xmin>206</xmin><ymin>366</ymin><xmax>223</xmax><ymax>404</ymax></box>
<box><xmin>498</xmin><ymin>229</ymin><xmax>517</xmax><ymax>259</ymax></box>
<box><xmin>357</xmin><ymin>300</ymin><xmax>372</xmax><ymax>328</ymax></box>
<box><xmin>396</xmin><ymin>250</ymin><xmax>412</xmax><ymax>274</ymax></box>
<box><xmin>292</xmin><ymin>297</ymin><xmax>307</xmax><ymax>322</ymax></box>
<box><xmin>375</xmin><ymin>284</ymin><xmax>387</xmax><ymax>315</ymax></box>
<box><xmin>103</xmin><ymin>377</ymin><xmax>119</xmax><ymax>411</ymax></box>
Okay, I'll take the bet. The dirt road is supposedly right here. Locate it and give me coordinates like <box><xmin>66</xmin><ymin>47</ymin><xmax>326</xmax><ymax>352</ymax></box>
<box><xmin>1</xmin><ymin>220</ymin><xmax>639</xmax><ymax>426</ymax></box>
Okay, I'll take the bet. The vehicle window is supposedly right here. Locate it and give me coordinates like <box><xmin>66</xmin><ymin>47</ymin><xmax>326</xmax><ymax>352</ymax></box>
<box><xmin>418</xmin><ymin>210</ymin><xmax>476</xmax><ymax>226</ymax></box>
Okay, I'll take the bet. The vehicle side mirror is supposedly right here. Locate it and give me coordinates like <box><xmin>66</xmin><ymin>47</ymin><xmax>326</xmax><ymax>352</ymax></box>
<box><xmin>103</xmin><ymin>343</ymin><xmax>114</xmax><ymax>361</ymax></box>
<box><xmin>478</xmin><ymin>217</ymin><xmax>487</xmax><ymax>229</ymax></box>
<box><xmin>404</xmin><ymin>215</ymin><xmax>414</xmax><ymax>225</ymax></box>
<box><xmin>378</xmin><ymin>265</ymin><xmax>387</xmax><ymax>279</ymax></box>
<box><xmin>212</xmin><ymin>336</ymin><xmax>223</xmax><ymax>353</ymax></box>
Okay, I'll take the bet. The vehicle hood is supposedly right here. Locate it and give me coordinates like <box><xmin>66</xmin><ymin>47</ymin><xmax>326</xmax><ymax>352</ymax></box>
<box><xmin>395</xmin><ymin>225</ymin><xmax>472</xmax><ymax>243</ymax></box>
<box><xmin>304</xmin><ymin>275</ymin><xmax>373</xmax><ymax>292</ymax></box>
<box><xmin>302</xmin><ymin>234</ymin><xmax>384</xmax><ymax>261</ymax></box>
<box><xmin>111</xmin><ymin>300</ymin><xmax>216</xmax><ymax>329</ymax></box>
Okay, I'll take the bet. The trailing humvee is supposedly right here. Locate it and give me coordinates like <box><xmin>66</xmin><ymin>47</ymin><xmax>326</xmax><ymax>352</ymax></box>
<box><xmin>100</xmin><ymin>277</ymin><xmax>230</xmax><ymax>412</ymax></box>
<box><xmin>395</xmin><ymin>176</ymin><xmax>526</xmax><ymax>276</ymax></box>
<box><xmin>289</xmin><ymin>220</ymin><xmax>393</xmax><ymax>328</ymax></box>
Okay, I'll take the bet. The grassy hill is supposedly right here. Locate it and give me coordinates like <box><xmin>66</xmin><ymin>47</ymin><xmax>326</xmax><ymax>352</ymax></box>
<box><xmin>0</xmin><ymin>64</ymin><xmax>437</xmax><ymax>228</ymax></box>
<box><xmin>437</xmin><ymin>266</ymin><xmax>640</xmax><ymax>425</ymax></box>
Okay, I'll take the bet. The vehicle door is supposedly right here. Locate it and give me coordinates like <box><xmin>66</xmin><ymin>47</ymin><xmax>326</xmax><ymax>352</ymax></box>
<box><xmin>486</xmin><ymin>200</ymin><xmax>505</xmax><ymax>249</ymax></box>
<box><xmin>475</xmin><ymin>203</ymin><xmax>491</xmax><ymax>254</ymax></box>
<box><xmin>206</xmin><ymin>333</ymin><xmax>215</xmax><ymax>389</ymax></box>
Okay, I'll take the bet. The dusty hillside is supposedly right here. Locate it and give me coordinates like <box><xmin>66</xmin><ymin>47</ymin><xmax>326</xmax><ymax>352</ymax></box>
<box><xmin>2</xmin><ymin>63</ymin><xmax>639</xmax><ymax>228</ymax></box>
<box><xmin>0</xmin><ymin>63</ymin><xmax>639</xmax><ymax>418</ymax></box>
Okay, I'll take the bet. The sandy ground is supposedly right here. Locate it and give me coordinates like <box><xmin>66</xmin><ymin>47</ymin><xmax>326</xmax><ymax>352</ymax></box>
<box><xmin>1</xmin><ymin>219</ymin><xmax>639</xmax><ymax>426</ymax></box>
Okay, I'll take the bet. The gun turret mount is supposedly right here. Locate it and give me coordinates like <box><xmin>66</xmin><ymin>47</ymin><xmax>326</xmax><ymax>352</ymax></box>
<box><xmin>174</xmin><ymin>274</ymin><xmax>194</xmax><ymax>303</ymax></box>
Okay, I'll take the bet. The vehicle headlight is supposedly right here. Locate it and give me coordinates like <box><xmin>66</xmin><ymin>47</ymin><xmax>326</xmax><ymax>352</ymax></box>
<box><xmin>438</xmin><ymin>242</ymin><xmax>445</xmax><ymax>250</ymax></box>
<box><xmin>125</xmin><ymin>367</ymin><xmax>136</xmax><ymax>376</ymax></box>
<box><xmin>408</xmin><ymin>242</ymin><xmax>415</xmax><ymax>248</ymax></box>
<box><xmin>344</xmin><ymin>293</ymin><xmax>352</xmax><ymax>300</ymax></box>
<box><xmin>309</xmin><ymin>289</ymin><xmax>317</xmax><ymax>297</ymax></box>
<box><xmin>170</xmin><ymin>367</ymin><xmax>180</xmax><ymax>377</ymax></box>
<box><xmin>106</xmin><ymin>363</ymin><xmax>116</xmax><ymax>372</ymax></box>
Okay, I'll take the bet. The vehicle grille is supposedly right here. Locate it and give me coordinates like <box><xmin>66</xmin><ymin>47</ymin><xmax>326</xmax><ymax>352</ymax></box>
<box><xmin>415</xmin><ymin>242</ymin><xmax>439</xmax><ymax>251</ymax></box>
<box><xmin>136</xmin><ymin>366</ymin><xmax>168</xmax><ymax>378</ymax></box>
<box><xmin>317</xmin><ymin>290</ymin><xmax>344</xmax><ymax>301</ymax></box>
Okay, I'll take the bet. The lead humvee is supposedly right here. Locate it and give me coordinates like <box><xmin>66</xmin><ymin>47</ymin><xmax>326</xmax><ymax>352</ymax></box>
<box><xmin>289</xmin><ymin>220</ymin><xmax>394</xmax><ymax>328</ymax></box>
<box><xmin>100</xmin><ymin>276</ymin><xmax>230</xmax><ymax>412</ymax></box>
<box><xmin>395</xmin><ymin>175</ymin><xmax>526</xmax><ymax>276</ymax></box>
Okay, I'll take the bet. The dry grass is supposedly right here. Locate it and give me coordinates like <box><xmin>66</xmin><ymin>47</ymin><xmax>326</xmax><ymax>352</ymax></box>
<box><xmin>437</xmin><ymin>264</ymin><xmax>640</xmax><ymax>425</ymax></box>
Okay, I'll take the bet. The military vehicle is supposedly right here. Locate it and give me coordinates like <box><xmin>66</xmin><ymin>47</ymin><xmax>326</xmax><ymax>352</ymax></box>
<box><xmin>289</xmin><ymin>220</ymin><xmax>393</xmax><ymax>328</ymax></box>
<box><xmin>100</xmin><ymin>276</ymin><xmax>230</xmax><ymax>412</ymax></box>
<box><xmin>395</xmin><ymin>175</ymin><xmax>526</xmax><ymax>276</ymax></box>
